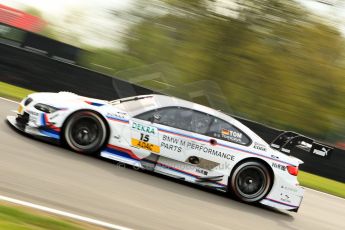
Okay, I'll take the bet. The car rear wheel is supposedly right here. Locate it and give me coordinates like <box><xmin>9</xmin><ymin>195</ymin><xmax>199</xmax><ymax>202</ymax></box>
<box><xmin>230</xmin><ymin>161</ymin><xmax>272</xmax><ymax>203</ymax></box>
<box><xmin>64</xmin><ymin>111</ymin><xmax>107</xmax><ymax>154</ymax></box>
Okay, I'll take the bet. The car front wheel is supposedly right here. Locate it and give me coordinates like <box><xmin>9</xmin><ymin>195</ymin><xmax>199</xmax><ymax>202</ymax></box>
<box><xmin>64</xmin><ymin>111</ymin><xmax>107</xmax><ymax>154</ymax></box>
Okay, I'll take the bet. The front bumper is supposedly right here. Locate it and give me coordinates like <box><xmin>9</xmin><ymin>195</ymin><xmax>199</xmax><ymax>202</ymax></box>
<box><xmin>7</xmin><ymin>115</ymin><xmax>61</xmax><ymax>141</ymax></box>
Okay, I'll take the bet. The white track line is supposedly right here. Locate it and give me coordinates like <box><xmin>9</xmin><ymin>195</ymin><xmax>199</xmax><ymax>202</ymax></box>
<box><xmin>0</xmin><ymin>96</ymin><xmax>18</xmax><ymax>104</ymax></box>
<box><xmin>305</xmin><ymin>188</ymin><xmax>345</xmax><ymax>201</ymax></box>
<box><xmin>0</xmin><ymin>195</ymin><xmax>133</xmax><ymax>230</ymax></box>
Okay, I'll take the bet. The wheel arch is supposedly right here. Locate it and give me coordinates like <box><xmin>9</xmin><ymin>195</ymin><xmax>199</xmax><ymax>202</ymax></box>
<box><xmin>228</xmin><ymin>157</ymin><xmax>275</xmax><ymax>192</ymax></box>
<box><xmin>61</xmin><ymin>109</ymin><xmax>111</xmax><ymax>147</ymax></box>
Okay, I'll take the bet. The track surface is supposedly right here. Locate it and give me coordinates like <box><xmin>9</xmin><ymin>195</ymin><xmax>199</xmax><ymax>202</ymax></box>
<box><xmin>1</xmin><ymin>99</ymin><xmax>345</xmax><ymax>230</ymax></box>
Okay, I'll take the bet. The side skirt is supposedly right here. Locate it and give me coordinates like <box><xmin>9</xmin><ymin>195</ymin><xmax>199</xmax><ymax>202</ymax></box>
<box><xmin>100</xmin><ymin>144</ymin><xmax>228</xmax><ymax>192</ymax></box>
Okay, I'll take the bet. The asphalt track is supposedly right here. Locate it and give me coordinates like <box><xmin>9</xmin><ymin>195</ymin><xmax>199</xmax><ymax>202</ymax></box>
<box><xmin>1</xmin><ymin>98</ymin><xmax>345</xmax><ymax>230</ymax></box>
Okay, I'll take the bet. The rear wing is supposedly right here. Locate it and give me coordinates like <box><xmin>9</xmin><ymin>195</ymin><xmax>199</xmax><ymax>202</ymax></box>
<box><xmin>270</xmin><ymin>131</ymin><xmax>333</xmax><ymax>158</ymax></box>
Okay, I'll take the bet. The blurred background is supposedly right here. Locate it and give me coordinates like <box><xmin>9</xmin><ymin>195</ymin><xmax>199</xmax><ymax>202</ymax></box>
<box><xmin>1</xmin><ymin>0</ymin><xmax>345</xmax><ymax>144</ymax></box>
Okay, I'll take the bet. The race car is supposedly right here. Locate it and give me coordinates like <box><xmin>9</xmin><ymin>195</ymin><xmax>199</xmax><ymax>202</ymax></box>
<box><xmin>7</xmin><ymin>92</ymin><xmax>308</xmax><ymax>212</ymax></box>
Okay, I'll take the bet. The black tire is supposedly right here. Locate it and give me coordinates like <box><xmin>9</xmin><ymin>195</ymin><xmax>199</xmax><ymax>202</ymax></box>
<box><xmin>230</xmin><ymin>161</ymin><xmax>272</xmax><ymax>203</ymax></box>
<box><xmin>64</xmin><ymin>111</ymin><xmax>107</xmax><ymax>154</ymax></box>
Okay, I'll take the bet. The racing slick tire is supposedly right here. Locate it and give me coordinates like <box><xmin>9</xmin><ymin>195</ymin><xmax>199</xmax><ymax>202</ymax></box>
<box><xmin>63</xmin><ymin>111</ymin><xmax>108</xmax><ymax>154</ymax></box>
<box><xmin>230</xmin><ymin>161</ymin><xmax>272</xmax><ymax>203</ymax></box>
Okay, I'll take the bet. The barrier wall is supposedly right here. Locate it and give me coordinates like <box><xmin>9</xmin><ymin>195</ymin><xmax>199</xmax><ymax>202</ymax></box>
<box><xmin>0</xmin><ymin>43</ymin><xmax>153</xmax><ymax>99</ymax></box>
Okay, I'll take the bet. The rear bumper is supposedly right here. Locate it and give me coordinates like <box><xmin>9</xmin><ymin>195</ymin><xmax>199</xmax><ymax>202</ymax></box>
<box><xmin>260</xmin><ymin>179</ymin><xmax>304</xmax><ymax>212</ymax></box>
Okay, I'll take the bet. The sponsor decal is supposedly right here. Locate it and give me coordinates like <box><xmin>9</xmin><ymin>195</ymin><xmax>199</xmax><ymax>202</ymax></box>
<box><xmin>162</xmin><ymin>135</ymin><xmax>186</xmax><ymax>146</ymax></box>
<box><xmin>221</xmin><ymin>129</ymin><xmax>242</xmax><ymax>138</ymax></box>
<box><xmin>280</xmin><ymin>193</ymin><xmax>292</xmax><ymax>203</ymax></box>
<box><xmin>131</xmin><ymin>138</ymin><xmax>160</xmax><ymax>153</ymax></box>
<box><xmin>160</xmin><ymin>135</ymin><xmax>183</xmax><ymax>153</ymax></box>
<box><xmin>313</xmin><ymin>148</ymin><xmax>330</xmax><ymax>157</ymax></box>
<box><xmin>186</xmin><ymin>141</ymin><xmax>205</xmax><ymax>151</ymax></box>
<box><xmin>132</xmin><ymin>122</ymin><xmax>156</xmax><ymax>134</ymax></box>
<box><xmin>272</xmin><ymin>162</ymin><xmax>286</xmax><ymax>171</ymax></box>
<box><xmin>161</xmin><ymin>142</ymin><xmax>182</xmax><ymax>152</ymax></box>
<box><xmin>131</xmin><ymin>122</ymin><xmax>159</xmax><ymax>152</ymax></box>
<box><xmin>160</xmin><ymin>135</ymin><xmax>185</xmax><ymax>153</ymax></box>
<box><xmin>281</xmin><ymin>148</ymin><xmax>290</xmax><ymax>153</ymax></box>
<box><xmin>281</xmin><ymin>185</ymin><xmax>298</xmax><ymax>193</ymax></box>
<box><xmin>196</xmin><ymin>168</ymin><xmax>208</xmax><ymax>176</ymax></box>
<box><xmin>206</xmin><ymin>150</ymin><xmax>235</xmax><ymax>160</ymax></box>
<box><xmin>271</xmin><ymin>143</ymin><xmax>280</xmax><ymax>148</ymax></box>
<box><xmin>254</xmin><ymin>142</ymin><xmax>267</xmax><ymax>151</ymax></box>
<box><xmin>219</xmin><ymin>129</ymin><xmax>245</xmax><ymax>144</ymax></box>
<box><xmin>160</xmin><ymin>134</ymin><xmax>234</xmax><ymax>160</ymax></box>
<box><xmin>187</xmin><ymin>142</ymin><xmax>235</xmax><ymax>160</ymax></box>
<box><xmin>221</xmin><ymin>129</ymin><xmax>230</xmax><ymax>136</ymax></box>
<box><xmin>107</xmin><ymin>111</ymin><xmax>127</xmax><ymax>119</ymax></box>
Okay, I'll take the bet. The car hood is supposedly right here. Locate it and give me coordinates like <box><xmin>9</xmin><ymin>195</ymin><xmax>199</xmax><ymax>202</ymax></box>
<box><xmin>28</xmin><ymin>92</ymin><xmax>108</xmax><ymax>106</ymax></box>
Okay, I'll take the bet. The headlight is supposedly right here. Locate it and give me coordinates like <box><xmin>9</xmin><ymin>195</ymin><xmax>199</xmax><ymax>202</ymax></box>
<box><xmin>34</xmin><ymin>103</ymin><xmax>59</xmax><ymax>113</ymax></box>
<box><xmin>24</xmin><ymin>97</ymin><xmax>33</xmax><ymax>106</ymax></box>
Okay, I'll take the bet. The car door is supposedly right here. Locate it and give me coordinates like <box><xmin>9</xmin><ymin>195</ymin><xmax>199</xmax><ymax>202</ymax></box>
<box><xmin>201</xmin><ymin>116</ymin><xmax>253</xmax><ymax>175</ymax></box>
<box><xmin>135</xmin><ymin>106</ymin><xmax>227</xmax><ymax>176</ymax></box>
<box><xmin>134</xmin><ymin>106</ymin><xmax>192</xmax><ymax>162</ymax></box>
<box><xmin>156</xmin><ymin>107</ymin><xmax>215</xmax><ymax>164</ymax></box>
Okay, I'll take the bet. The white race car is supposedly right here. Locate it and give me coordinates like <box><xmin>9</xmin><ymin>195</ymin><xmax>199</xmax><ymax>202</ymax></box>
<box><xmin>8</xmin><ymin>92</ymin><xmax>313</xmax><ymax>212</ymax></box>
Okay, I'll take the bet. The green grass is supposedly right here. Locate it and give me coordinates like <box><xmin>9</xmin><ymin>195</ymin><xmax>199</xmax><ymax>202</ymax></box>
<box><xmin>0</xmin><ymin>203</ymin><xmax>100</xmax><ymax>230</ymax></box>
<box><xmin>0</xmin><ymin>81</ymin><xmax>35</xmax><ymax>101</ymax></box>
<box><xmin>298</xmin><ymin>171</ymin><xmax>345</xmax><ymax>198</ymax></box>
<box><xmin>1</xmin><ymin>81</ymin><xmax>345</xmax><ymax>200</ymax></box>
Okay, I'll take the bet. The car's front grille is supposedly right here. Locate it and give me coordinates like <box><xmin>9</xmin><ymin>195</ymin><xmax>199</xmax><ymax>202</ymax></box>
<box><xmin>16</xmin><ymin>112</ymin><xmax>29</xmax><ymax>126</ymax></box>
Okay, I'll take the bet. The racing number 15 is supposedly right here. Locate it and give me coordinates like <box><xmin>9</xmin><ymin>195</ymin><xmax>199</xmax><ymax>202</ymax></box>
<box><xmin>140</xmin><ymin>133</ymin><xmax>149</xmax><ymax>142</ymax></box>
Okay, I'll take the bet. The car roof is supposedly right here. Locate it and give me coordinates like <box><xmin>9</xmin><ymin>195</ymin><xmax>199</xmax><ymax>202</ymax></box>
<box><xmin>131</xmin><ymin>95</ymin><xmax>261</xmax><ymax>140</ymax></box>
